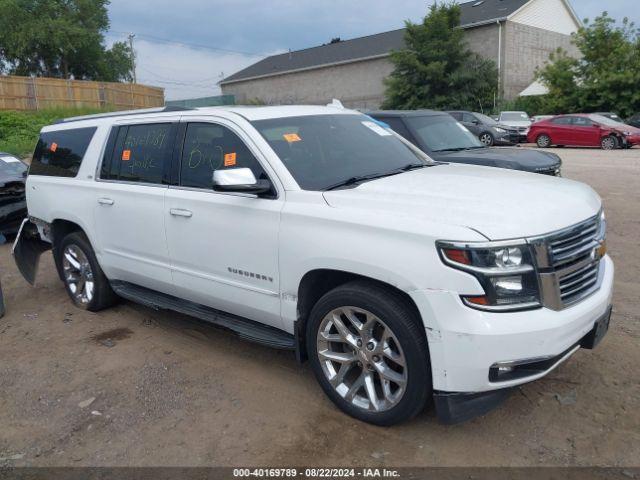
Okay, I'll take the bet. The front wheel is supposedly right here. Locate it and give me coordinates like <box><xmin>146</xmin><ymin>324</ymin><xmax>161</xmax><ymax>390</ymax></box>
<box><xmin>601</xmin><ymin>135</ymin><xmax>618</xmax><ymax>150</ymax></box>
<box><xmin>59</xmin><ymin>231</ymin><xmax>117</xmax><ymax>311</ymax></box>
<box><xmin>536</xmin><ymin>134</ymin><xmax>552</xmax><ymax>148</ymax></box>
<box><xmin>306</xmin><ymin>281</ymin><xmax>431</xmax><ymax>426</ymax></box>
<box><xmin>479</xmin><ymin>132</ymin><xmax>494</xmax><ymax>146</ymax></box>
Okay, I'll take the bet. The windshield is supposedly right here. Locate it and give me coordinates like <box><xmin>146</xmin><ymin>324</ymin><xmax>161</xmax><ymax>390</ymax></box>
<box><xmin>405</xmin><ymin>115</ymin><xmax>483</xmax><ymax>152</ymax></box>
<box><xmin>590</xmin><ymin>114</ymin><xmax>626</xmax><ymax>127</ymax></box>
<box><xmin>475</xmin><ymin>113</ymin><xmax>498</xmax><ymax>125</ymax></box>
<box><xmin>500</xmin><ymin>112</ymin><xmax>530</xmax><ymax>122</ymax></box>
<box><xmin>251</xmin><ymin>114</ymin><xmax>429</xmax><ymax>191</ymax></box>
<box><xmin>0</xmin><ymin>155</ymin><xmax>27</xmax><ymax>175</ymax></box>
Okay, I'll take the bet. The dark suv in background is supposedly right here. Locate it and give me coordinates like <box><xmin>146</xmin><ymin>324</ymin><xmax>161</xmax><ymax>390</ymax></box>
<box><xmin>447</xmin><ymin>110</ymin><xmax>519</xmax><ymax>146</ymax></box>
<box><xmin>368</xmin><ymin>110</ymin><xmax>562</xmax><ymax>176</ymax></box>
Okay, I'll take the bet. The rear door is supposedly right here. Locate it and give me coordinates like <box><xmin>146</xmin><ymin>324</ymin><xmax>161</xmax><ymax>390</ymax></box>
<box><xmin>549</xmin><ymin>117</ymin><xmax>573</xmax><ymax>145</ymax></box>
<box><xmin>164</xmin><ymin>117</ymin><xmax>284</xmax><ymax>329</ymax></box>
<box><xmin>93</xmin><ymin>118</ymin><xmax>178</xmax><ymax>294</ymax></box>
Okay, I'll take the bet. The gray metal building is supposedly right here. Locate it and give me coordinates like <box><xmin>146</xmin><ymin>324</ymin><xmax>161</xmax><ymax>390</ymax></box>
<box><xmin>220</xmin><ymin>0</ymin><xmax>581</xmax><ymax>108</ymax></box>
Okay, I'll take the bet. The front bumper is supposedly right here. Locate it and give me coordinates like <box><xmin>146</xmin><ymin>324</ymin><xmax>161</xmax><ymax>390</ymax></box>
<box><xmin>494</xmin><ymin>131</ymin><xmax>519</xmax><ymax>145</ymax></box>
<box><xmin>623</xmin><ymin>134</ymin><xmax>640</xmax><ymax>147</ymax></box>
<box><xmin>410</xmin><ymin>255</ymin><xmax>614</xmax><ymax>395</ymax></box>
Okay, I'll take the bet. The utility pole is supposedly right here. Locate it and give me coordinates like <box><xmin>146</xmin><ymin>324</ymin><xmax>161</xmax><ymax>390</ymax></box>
<box><xmin>128</xmin><ymin>33</ymin><xmax>137</xmax><ymax>83</ymax></box>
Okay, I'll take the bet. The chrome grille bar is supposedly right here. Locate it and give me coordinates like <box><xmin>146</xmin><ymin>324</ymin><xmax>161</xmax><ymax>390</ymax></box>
<box><xmin>530</xmin><ymin>212</ymin><xmax>605</xmax><ymax>310</ymax></box>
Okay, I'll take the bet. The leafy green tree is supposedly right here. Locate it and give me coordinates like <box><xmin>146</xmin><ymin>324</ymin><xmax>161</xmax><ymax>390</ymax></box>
<box><xmin>382</xmin><ymin>2</ymin><xmax>498</xmax><ymax>111</ymax></box>
<box><xmin>535</xmin><ymin>12</ymin><xmax>640</xmax><ymax>118</ymax></box>
<box><xmin>0</xmin><ymin>0</ymin><xmax>132</xmax><ymax>82</ymax></box>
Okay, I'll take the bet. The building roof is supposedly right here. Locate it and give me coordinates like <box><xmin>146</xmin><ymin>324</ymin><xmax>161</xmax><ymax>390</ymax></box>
<box><xmin>221</xmin><ymin>0</ymin><xmax>531</xmax><ymax>85</ymax></box>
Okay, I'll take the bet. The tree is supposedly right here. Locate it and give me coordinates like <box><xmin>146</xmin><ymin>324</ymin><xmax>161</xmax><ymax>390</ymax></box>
<box><xmin>382</xmin><ymin>2</ymin><xmax>498</xmax><ymax>111</ymax></box>
<box><xmin>535</xmin><ymin>12</ymin><xmax>640</xmax><ymax>118</ymax></box>
<box><xmin>0</xmin><ymin>0</ymin><xmax>133</xmax><ymax>82</ymax></box>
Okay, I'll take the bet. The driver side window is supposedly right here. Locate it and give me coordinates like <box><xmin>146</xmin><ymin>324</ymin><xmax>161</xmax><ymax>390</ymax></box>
<box><xmin>179</xmin><ymin>123</ymin><xmax>267</xmax><ymax>189</ymax></box>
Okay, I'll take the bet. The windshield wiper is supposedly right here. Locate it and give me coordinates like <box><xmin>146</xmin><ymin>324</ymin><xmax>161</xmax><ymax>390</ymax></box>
<box><xmin>324</xmin><ymin>171</ymin><xmax>403</xmax><ymax>191</ymax></box>
<box><xmin>397</xmin><ymin>163</ymin><xmax>429</xmax><ymax>171</ymax></box>
<box><xmin>433</xmin><ymin>147</ymin><xmax>468</xmax><ymax>152</ymax></box>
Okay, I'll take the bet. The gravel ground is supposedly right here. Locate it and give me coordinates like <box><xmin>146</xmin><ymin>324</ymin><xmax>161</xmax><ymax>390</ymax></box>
<box><xmin>0</xmin><ymin>146</ymin><xmax>638</xmax><ymax>467</ymax></box>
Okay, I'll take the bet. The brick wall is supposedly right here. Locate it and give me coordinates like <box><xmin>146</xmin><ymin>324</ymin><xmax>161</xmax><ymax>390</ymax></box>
<box><xmin>502</xmin><ymin>21</ymin><xmax>579</xmax><ymax>99</ymax></box>
<box><xmin>221</xmin><ymin>57</ymin><xmax>395</xmax><ymax>110</ymax></box>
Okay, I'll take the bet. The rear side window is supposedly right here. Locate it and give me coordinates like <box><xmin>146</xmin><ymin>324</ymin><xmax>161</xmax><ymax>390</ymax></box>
<box><xmin>552</xmin><ymin>117</ymin><xmax>572</xmax><ymax>125</ymax></box>
<box><xmin>30</xmin><ymin>127</ymin><xmax>97</xmax><ymax>177</ymax></box>
<box><xmin>101</xmin><ymin>123</ymin><xmax>174</xmax><ymax>185</ymax></box>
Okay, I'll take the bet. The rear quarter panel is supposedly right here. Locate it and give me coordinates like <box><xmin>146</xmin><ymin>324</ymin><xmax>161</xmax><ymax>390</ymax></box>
<box><xmin>26</xmin><ymin>123</ymin><xmax>110</xmax><ymax>250</ymax></box>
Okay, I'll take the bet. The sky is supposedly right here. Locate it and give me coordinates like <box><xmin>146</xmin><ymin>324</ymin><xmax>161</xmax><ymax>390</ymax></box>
<box><xmin>106</xmin><ymin>0</ymin><xmax>638</xmax><ymax>100</ymax></box>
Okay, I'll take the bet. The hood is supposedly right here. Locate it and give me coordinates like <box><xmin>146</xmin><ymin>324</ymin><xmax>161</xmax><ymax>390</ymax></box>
<box><xmin>322</xmin><ymin>164</ymin><xmax>601</xmax><ymax>240</ymax></box>
<box><xmin>432</xmin><ymin>147</ymin><xmax>560</xmax><ymax>172</ymax></box>
<box><xmin>613</xmin><ymin>123</ymin><xmax>640</xmax><ymax>134</ymax></box>
<box><xmin>495</xmin><ymin>123</ymin><xmax>517</xmax><ymax>131</ymax></box>
<box><xmin>502</xmin><ymin>121</ymin><xmax>532</xmax><ymax>128</ymax></box>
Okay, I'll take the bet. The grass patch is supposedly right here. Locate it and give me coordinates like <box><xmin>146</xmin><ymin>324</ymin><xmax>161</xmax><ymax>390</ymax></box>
<box><xmin>0</xmin><ymin>107</ymin><xmax>114</xmax><ymax>158</ymax></box>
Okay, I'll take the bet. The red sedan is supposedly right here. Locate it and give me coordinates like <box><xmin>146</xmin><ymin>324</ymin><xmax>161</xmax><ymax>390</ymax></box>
<box><xmin>528</xmin><ymin>114</ymin><xmax>640</xmax><ymax>149</ymax></box>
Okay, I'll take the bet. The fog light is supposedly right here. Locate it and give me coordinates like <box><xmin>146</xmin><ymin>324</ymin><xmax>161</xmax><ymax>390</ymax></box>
<box><xmin>491</xmin><ymin>276</ymin><xmax>523</xmax><ymax>294</ymax></box>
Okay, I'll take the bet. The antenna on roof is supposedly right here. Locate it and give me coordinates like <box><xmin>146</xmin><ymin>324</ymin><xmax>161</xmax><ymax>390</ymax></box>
<box><xmin>327</xmin><ymin>99</ymin><xmax>345</xmax><ymax>109</ymax></box>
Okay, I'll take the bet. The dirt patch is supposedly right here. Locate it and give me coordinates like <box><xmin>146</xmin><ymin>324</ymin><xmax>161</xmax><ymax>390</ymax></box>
<box><xmin>91</xmin><ymin>327</ymin><xmax>133</xmax><ymax>347</ymax></box>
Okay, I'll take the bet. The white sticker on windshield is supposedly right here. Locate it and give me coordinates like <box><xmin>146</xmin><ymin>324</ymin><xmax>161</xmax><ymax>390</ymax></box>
<box><xmin>0</xmin><ymin>155</ymin><xmax>20</xmax><ymax>163</ymax></box>
<box><xmin>362</xmin><ymin>121</ymin><xmax>393</xmax><ymax>136</ymax></box>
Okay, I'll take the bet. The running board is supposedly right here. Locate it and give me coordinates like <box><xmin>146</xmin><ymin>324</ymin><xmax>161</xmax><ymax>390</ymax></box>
<box><xmin>110</xmin><ymin>281</ymin><xmax>295</xmax><ymax>350</ymax></box>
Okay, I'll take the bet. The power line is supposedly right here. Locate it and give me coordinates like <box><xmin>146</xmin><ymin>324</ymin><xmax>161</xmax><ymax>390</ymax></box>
<box><xmin>109</xmin><ymin>30</ymin><xmax>263</xmax><ymax>57</ymax></box>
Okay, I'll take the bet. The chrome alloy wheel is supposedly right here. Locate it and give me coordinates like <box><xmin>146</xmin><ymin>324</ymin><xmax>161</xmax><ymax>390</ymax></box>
<box><xmin>316</xmin><ymin>307</ymin><xmax>408</xmax><ymax>412</ymax></box>
<box><xmin>480</xmin><ymin>133</ymin><xmax>493</xmax><ymax>146</ymax></box>
<box><xmin>601</xmin><ymin>136</ymin><xmax>617</xmax><ymax>150</ymax></box>
<box><xmin>62</xmin><ymin>245</ymin><xmax>95</xmax><ymax>305</ymax></box>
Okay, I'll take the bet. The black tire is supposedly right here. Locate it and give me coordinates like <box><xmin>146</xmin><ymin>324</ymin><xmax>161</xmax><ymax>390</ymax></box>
<box><xmin>58</xmin><ymin>231</ymin><xmax>117</xmax><ymax>312</ymax></box>
<box><xmin>479</xmin><ymin>132</ymin><xmax>494</xmax><ymax>146</ymax></box>
<box><xmin>306</xmin><ymin>280</ymin><xmax>431</xmax><ymax>426</ymax></box>
<box><xmin>536</xmin><ymin>134</ymin><xmax>552</xmax><ymax>148</ymax></box>
<box><xmin>601</xmin><ymin>135</ymin><xmax>618</xmax><ymax>150</ymax></box>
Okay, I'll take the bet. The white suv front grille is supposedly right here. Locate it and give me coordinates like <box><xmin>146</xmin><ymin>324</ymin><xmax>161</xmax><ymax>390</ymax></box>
<box><xmin>530</xmin><ymin>214</ymin><xmax>605</xmax><ymax>311</ymax></box>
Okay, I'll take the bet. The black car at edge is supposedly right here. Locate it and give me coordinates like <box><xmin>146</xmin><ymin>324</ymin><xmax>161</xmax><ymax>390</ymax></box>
<box><xmin>367</xmin><ymin>110</ymin><xmax>562</xmax><ymax>176</ymax></box>
<box><xmin>0</xmin><ymin>153</ymin><xmax>28</xmax><ymax>237</ymax></box>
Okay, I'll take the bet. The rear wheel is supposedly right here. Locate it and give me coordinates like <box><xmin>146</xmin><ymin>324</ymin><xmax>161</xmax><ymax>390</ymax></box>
<box><xmin>306</xmin><ymin>280</ymin><xmax>431</xmax><ymax>426</ymax></box>
<box><xmin>479</xmin><ymin>132</ymin><xmax>494</xmax><ymax>146</ymax></box>
<box><xmin>59</xmin><ymin>232</ymin><xmax>117</xmax><ymax>311</ymax></box>
<box><xmin>601</xmin><ymin>135</ymin><xmax>618</xmax><ymax>150</ymax></box>
<box><xmin>536</xmin><ymin>134</ymin><xmax>552</xmax><ymax>148</ymax></box>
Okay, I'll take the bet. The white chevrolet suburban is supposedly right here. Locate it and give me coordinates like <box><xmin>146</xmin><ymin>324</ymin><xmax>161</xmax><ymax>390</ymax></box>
<box><xmin>14</xmin><ymin>105</ymin><xmax>613</xmax><ymax>426</ymax></box>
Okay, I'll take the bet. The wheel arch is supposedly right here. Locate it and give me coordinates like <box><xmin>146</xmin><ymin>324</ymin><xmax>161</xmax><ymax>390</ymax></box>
<box><xmin>49</xmin><ymin>219</ymin><xmax>86</xmax><ymax>281</ymax></box>
<box><xmin>294</xmin><ymin>268</ymin><xmax>423</xmax><ymax>362</ymax></box>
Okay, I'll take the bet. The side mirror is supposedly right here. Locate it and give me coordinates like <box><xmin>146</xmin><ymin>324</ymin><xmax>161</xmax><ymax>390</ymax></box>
<box><xmin>213</xmin><ymin>168</ymin><xmax>272</xmax><ymax>195</ymax></box>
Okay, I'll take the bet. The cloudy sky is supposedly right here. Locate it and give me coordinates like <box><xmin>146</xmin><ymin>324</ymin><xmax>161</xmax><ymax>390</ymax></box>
<box><xmin>106</xmin><ymin>0</ymin><xmax>637</xmax><ymax>100</ymax></box>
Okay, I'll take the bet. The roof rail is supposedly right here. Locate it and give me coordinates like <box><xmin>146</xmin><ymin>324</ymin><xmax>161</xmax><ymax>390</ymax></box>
<box><xmin>53</xmin><ymin>106</ymin><xmax>194</xmax><ymax>125</ymax></box>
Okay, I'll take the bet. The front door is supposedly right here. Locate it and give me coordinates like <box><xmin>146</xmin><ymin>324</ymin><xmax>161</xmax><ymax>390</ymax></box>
<box><xmin>93</xmin><ymin>119</ymin><xmax>177</xmax><ymax>294</ymax></box>
<box><xmin>570</xmin><ymin>117</ymin><xmax>600</xmax><ymax>146</ymax></box>
<box><xmin>164</xmin><ymin>118</ymin><xmax>284</xmax><ymax>329</ymax></box>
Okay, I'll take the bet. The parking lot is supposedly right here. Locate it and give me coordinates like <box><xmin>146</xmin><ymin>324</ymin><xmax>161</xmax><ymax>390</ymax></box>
<box><xmin>0</xmin><ymin>146</ymin><xmax>638</xmax><ymax>468</ymax></box>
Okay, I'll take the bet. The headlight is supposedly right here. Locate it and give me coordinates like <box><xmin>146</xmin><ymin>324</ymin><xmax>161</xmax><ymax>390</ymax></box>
<box><xmin>494</xmin><ymin>127</ymin><xmax>506</xmax><ymax>133</ymax></box>
<box><xmin>437</xmin><ymin>241</ymin><xmax>541</xmax><ymax>312</ymax></box>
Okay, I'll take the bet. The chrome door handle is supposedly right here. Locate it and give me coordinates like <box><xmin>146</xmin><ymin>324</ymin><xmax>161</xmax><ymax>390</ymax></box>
<box><xmin>169</xmin><ymin>208</ymin><xmax>193</xmax><ymax>218</ymax></box>
<box><xmin>98</xmin><ymin>198</ymin><xmax>114</xmax><ymax>206</ymax></box>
